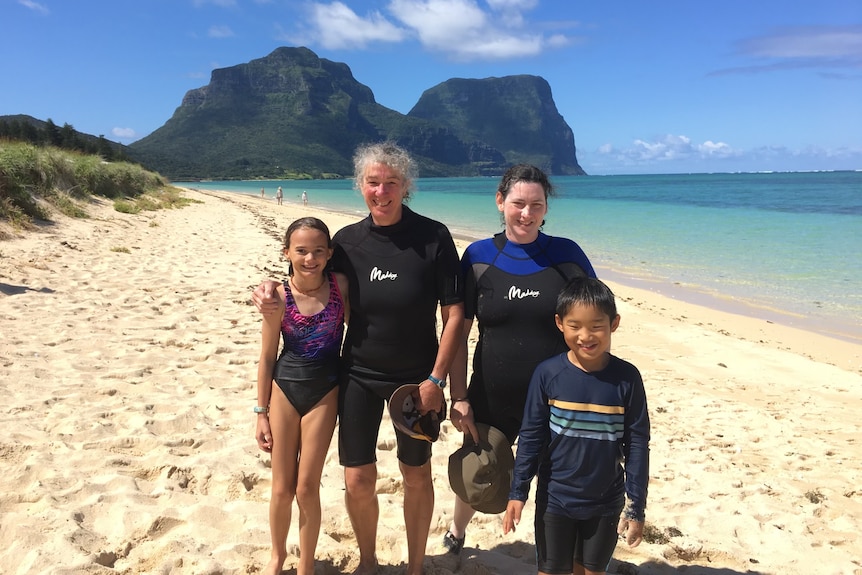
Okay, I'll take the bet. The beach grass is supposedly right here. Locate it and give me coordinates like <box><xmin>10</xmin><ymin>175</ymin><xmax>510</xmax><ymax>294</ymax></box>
<box><xmin>0</xmin><ymin>140</ymin><xmax>177</xmax><ymax>234</ymax></box>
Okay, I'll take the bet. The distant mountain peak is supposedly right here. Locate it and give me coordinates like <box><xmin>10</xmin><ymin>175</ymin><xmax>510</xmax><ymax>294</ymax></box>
<box><xmin>129</xmin><ymin>47</ymin><xmax>585</xmax><ymax>180</ymax></box>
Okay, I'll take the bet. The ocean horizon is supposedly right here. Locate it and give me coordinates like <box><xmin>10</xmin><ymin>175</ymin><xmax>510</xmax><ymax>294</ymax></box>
<box><xmin>185</xmin><ymin>171</ymin><xmax>862</xmax><ymax>345</ymax></box>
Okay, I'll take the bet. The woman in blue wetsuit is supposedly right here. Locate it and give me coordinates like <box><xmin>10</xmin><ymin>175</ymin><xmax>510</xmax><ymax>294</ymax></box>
<box><xmin>442</xmin><ymin>164</ymin><xmax>597</xmax><ymax>555</ymax></box>
<box><xmin>254</xmin><ymin>217</ymin><xmax>349</xmax><ymax>575</ymax></box>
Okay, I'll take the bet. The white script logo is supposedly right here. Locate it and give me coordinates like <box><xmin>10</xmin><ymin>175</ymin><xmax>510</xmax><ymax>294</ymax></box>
<box><xmin>370</xmin><ymin>267</ymin><xmax>398</xmax><ymax>282</ymax></box>
<box><xmin>507</xmin><ymin>285</ymin><xmax>540</xmax><ymax>300</ymax></box>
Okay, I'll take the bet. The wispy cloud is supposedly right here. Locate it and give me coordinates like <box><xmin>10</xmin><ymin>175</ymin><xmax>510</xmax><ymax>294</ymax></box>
<box><xmin>111</xmin><ymin>127</ymin><xmax>136</xmax><ymax>140</ymax></box>
<box><xmin>591</xmin><ymin>135</ymin><xmax>862</xmax><ymax>173</ymax></box>
<box><xmin>605</xmin><ymin>135</ymin><xmax>742</xmax><ymax>163</ymax></box>
<box><xmin>18</xmin><ymin>0</ymin><xmax>49</xmax><ymax>15</ymax></box>
<box><xmin>291</xmin><ymin>0</ymin><xmax>578</xmax><ymax>60</ymax></box>
<box><xmin>208</xmin><ymin>25</ymin><xmax>235</xmax><ymax>38</ymax></box>
<box><xmin>712</xmin><ymin>25</ymin><xmax>862</xmax><ymax>77</ymax></box>
<box><xmin>192</xmin><ymin>0</ymin><xmax>237</xmax><ymax>7</ymax></box>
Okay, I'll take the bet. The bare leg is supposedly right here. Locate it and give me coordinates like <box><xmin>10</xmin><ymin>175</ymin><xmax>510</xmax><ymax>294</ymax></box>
<box><xmin>265</xmin><ymin>388</ymin><xmax>301</xmax><ymax>575</ymax></box>
<box><xmin>401</xmin><ymin>461</ymin><xmax>433</xmax><ymax>575</ymax></box>
<box><xmin>344</xmin><ymin>463</ymin><xmax>379</xmax><ymax>574</ymax></box>
<box><xmin>448</xmin><ymin>495</ymin><xmax>476</xmax><ymax>540</ymax></box>
<box><xmin>294</xmin><ymin>388</ymin><xmax>338</xmax><ymax>575</ymax></box>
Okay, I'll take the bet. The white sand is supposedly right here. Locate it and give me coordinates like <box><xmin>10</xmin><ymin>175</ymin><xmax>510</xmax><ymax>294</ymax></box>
<box><xmin>1</xmin><ymin>188</ymin><xmax>860</xmax><ymax>575</ymax></box>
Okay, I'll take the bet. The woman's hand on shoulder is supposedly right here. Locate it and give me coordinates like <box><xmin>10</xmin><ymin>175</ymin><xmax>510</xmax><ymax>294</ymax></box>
<box><xmin>252</xmin><ymin>280</ymin><xmax>283</xmax><ymax>315</ymax></box>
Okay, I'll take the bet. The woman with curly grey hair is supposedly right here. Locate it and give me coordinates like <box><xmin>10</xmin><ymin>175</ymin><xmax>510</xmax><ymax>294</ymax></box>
<box><xmin>254</xmin><ymin>141</ymin><xmax>464</xmax><ymax>575</ymax></box>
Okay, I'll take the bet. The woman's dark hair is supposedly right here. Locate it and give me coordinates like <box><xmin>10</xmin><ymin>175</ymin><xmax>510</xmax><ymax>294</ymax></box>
<box><xmin>497</xmin><ymin>164</ymin><xmax>555</xmax><ymax>229</ymax></box>
<box><xmin>556</xmin><ymin>277</ymin><xmax>617</xmax><ymax>320</ymax></box>
<box><xmin>497</xmin><ymin>164</ymin><xmax>555</xmax><ymax>199</ymax></box>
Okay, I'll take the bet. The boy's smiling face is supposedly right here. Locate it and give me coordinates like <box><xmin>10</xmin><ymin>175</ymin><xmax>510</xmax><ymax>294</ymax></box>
<box><xmin>555</xmin><ymin>303</ymin><xmax>620</xmax><ymax>372</ymax></box>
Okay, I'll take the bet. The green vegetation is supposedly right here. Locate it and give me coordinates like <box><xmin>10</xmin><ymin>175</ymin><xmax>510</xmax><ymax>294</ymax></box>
<box><xmin>0</xmin><ymin>115</ymin><xmax>128</xmax><ymax>162</ymax></box>
<box><xmin>126</xmin><ymin>46</ymin><xmax>584</xmax><ymax>180</ymax></box>
<box><xmin>0</xmin><ymin>141</ymin><xmax>191</xmax><ymax>235</ymax></box>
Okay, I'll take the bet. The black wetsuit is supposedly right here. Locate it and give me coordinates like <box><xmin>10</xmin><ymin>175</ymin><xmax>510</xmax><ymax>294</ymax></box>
<box><xmin>333</xmin><ymin>206</ymin><xmax>463</xmax><ymax>466</ymax></box>
<box><xmin>462</xmin><ymin>232</ymin><xmax>596</xmax><ymax>442</ymax></box>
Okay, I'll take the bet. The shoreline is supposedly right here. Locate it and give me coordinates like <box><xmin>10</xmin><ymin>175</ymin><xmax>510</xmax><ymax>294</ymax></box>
<box><xmin>2</xmin><ymin>186</ymin><xmax>861</xmax><ymax>574</ymax></box>
<box><xmin>195</xmin><ymin>186</ymin><xmax>862</xmax><ymax>352</ymax></box>
<box><xmin>195</xmin><ymin>188</ymin><xmax>861</xmax><ymax>372</ymax></box>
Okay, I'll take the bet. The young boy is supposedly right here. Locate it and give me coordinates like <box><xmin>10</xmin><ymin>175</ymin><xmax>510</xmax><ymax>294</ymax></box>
<box><xmin>503</xmin><ymin>277</ymin><xmax>650</xmax><ymax>575</ymax></box>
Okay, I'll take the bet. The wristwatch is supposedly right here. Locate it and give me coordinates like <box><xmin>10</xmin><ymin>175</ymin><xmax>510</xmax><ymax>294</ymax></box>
<box><xmin>428</xmin><ymin>375</ymin><xmax>446</xmax><ymax>389</ymax></box>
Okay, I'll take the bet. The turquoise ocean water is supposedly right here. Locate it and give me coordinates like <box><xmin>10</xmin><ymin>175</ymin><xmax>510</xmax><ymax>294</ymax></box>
<box><xmin>186</xmin><ymin>171</ymin><xmax>862</xmax><ymax>343</ymax></box>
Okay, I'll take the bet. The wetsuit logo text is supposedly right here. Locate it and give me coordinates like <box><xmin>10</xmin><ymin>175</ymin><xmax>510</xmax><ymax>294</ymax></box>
<box><xmin>370</xmin><ymin>267</ymin><xmax>398</xmax><ymax>282</ymax></box>
<box><xmin>507</xmin><ymin>285</ymin><xmax>540</xmax><ymax>299</ymax></box>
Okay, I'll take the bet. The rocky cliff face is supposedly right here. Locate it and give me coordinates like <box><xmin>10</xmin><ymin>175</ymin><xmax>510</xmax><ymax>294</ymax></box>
<box><xmin>409</xmin><ymin>75</ymin><xmax>586</xmax><ymax>176</ymax></box>
<box><xmin>129</xmin><ymin>47</ymin><xmax>585</xmax><ymax>180</ymax></box>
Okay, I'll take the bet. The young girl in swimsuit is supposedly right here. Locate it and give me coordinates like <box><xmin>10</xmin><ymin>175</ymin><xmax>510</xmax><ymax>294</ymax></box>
<box><xmin>254</xmin><ymin>217</ymin><xmax>349</xmax><ymax>575</ymax></box>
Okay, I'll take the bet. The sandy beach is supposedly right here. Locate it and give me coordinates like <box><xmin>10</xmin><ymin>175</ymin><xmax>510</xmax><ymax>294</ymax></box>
<box><xmin>1</xmin><ymin>187</ymin><xmax>861</xmax><ymax>575</ymax></box>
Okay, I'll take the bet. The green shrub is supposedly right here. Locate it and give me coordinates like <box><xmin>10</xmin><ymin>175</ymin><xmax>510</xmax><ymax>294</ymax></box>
<box><xmin>113</xmin><ymin>199</ymin><xmax>140</xmax><ymax>214</ymax></box>
<box><xmin>0</xmin><ymin>141</ymin><xmax>173</xmax><ymax>228</ymax></box>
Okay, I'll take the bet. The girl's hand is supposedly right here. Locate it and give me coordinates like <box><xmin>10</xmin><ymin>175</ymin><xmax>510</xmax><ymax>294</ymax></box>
<box><xmin>255</xmin><ymin>415</ymin><xmax>273</xmax><ymax>452</ymax></box>
<box><xmin>617</xmin><ymin>516</ymin><xmax>644</xmax><ymax>547</ymax></box>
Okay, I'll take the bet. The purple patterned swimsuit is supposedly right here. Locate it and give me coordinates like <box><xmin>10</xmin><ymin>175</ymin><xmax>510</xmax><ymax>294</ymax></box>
<box><xmin>273</xmin><ymin>272</ymin><xmax>345</xmax><ymax>415</ymax></box>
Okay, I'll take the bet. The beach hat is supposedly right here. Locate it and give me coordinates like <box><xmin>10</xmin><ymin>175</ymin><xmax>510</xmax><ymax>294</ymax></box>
<box><xmin>448</xmin><ymin>423</ymin><xmax>514</xmax><ymax>514</ymax></box>
<box><xmin>388</xmin><ymin>384</ymin><xmax>446</xmax><ymax>443</ymax></box>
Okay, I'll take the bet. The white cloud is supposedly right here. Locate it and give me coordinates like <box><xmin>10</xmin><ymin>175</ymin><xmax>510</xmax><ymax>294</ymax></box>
<box><xmin>388</xmin><ymin>0</ymin><xmax>487</xmax><ymax>47</ymax></box>
<box><xmin>112</xmin><ymin>127</ymin><xmax>136</xmax><ymax>140</ymax></box>
<box><xmin>208</xmin><ymin>25</ymin><xmax>235</xmax><ymax>38</ymax></box>
<box><xmin>597</xmin><ymin>135</ymin><xmax>740</xmax><ymax>163</ymax></box>
<box><xmin>296</xmin><ymin>0</ymin><xmax>573</xmax><ymax>60</ymax></box>
<box><xmin>304</xmin><ymin>2</ymin><xmax>407</xmax><ymax>50</ymax></box>
<box><xmin>18</xmin><ymin>0</ymin><xmax>49</xmax><ymax>15</ymax></box>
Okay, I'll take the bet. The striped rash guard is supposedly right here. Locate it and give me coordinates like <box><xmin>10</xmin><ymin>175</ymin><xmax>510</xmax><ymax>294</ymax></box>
<box><xmin>509</xmin><ymin>353</ymin><xmax>650</xmax><ymax>522</ymax></box>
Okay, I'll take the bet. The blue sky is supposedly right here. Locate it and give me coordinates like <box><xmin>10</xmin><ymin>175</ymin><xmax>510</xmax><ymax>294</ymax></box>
<box><xmin>2</xmin><ymin>0</ymin><xmax>860</xmax><ymax>175</ymax></box>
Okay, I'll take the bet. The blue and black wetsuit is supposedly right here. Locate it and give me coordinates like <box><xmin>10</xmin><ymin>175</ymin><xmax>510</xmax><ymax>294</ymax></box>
<box><xmin>462</xmin><ymin>231</ymin><xmax>595</xmax><ymax>442</ymax></box>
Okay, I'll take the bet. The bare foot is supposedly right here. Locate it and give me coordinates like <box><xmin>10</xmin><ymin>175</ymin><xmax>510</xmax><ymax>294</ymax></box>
<box><xmin>351</xmin><ymin>558</ymin><xmax>378</xmax><ymax>575</ymax></box>
<box><xmin>262</xmin><ymin>555</ymin><xmax>287</xmax><ymax>575</ymax></box>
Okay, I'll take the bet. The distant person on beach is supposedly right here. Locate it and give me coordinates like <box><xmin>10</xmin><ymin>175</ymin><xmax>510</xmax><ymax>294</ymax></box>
<box><xmin>276</xmin><ymin>186</ymin><xmax>283</xmax><ymax>205</ymax></box>
<box><xmin>261</xmin><ymin>187</ymin><xmax>265</xmax><ymax>198</ymax></box>
<box><xmin>503</xmin><ymin>277</ymin><xmax>650</xmax><ymax>575</ymax></box>
<box><xmin>253</xmin><ymin>141</ymin><xmax>464</xmax><ymax>575</ymax></box>
<box><xmin>302</xmin><ymin>190</ymin><xmax>308</xmax><ymax>206</ymax></box>
<box><xmin>254</xmin><ymin>217</ymin><xmax>349</xmax><ymax>575</ymax></box>
<box><xmin>443</xmin><ymin>164</ymin><xmax>596</xmax><ymax>555</ymax></box>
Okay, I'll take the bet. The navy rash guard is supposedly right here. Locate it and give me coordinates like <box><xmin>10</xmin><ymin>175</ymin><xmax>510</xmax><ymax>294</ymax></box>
<box><xmin>462</xmin><ymin>231</ymin><xmax>596</xmax><ymax>440</ymax></box>
<box><xmin>509</xmin><ymin>353</ymin><xmax>650</xmax><ymax>522</ymax></box>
